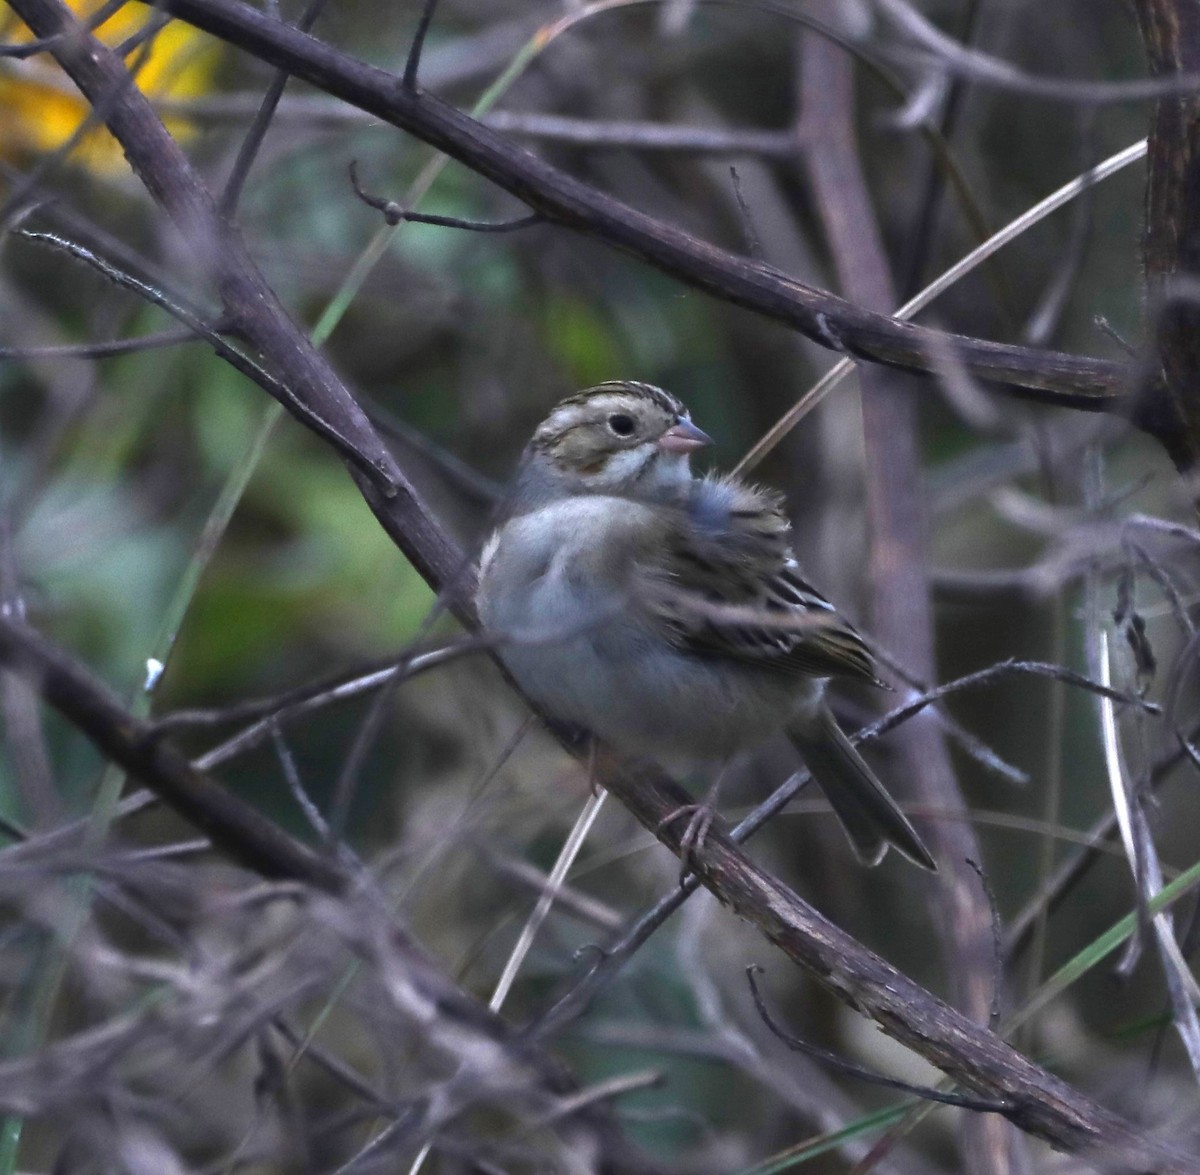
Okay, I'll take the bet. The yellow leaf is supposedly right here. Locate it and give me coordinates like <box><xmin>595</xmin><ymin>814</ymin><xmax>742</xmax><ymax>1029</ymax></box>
<box><xmin>0</xmin><ymin>1</ymin><xmax>220</xmax><ymax>174</ymax></box>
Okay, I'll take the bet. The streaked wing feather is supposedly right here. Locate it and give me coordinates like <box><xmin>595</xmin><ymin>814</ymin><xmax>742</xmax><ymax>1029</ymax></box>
<box><xmin>650</xmin><ymin>476</ymin><xmax>880</xmax><ymax>684</ymax></box>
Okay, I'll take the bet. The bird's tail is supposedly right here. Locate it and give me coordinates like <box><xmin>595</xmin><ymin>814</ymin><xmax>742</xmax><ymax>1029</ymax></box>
<box><xmin>788</xmin><ymin>706</ymin><xmax>937</xmax><ymax>871</ymax></box>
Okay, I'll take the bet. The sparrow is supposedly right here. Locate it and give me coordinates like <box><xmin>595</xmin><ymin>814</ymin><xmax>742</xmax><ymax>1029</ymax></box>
<box><xmin>475</xmin><ymin>380</ymin><xmax>936</xmax><ymax>870</ymax></box>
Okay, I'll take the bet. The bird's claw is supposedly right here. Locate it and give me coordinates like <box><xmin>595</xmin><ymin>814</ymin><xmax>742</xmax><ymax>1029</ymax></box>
<box><xmin>657</xmin><ymin>802</ymin><xmax>716</xmax><ymax>885</ymax></box>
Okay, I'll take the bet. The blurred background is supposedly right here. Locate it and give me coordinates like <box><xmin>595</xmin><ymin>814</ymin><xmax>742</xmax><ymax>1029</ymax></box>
<box><xmin>1</xmin><ymin>0</ymin><xmax>1197</xmax><ymax>1171</ymax></box>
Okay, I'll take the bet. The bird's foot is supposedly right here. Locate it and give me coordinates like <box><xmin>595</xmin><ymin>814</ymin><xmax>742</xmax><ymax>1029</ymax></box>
<box><xmin>657</xmin><ymin>802</ymin><xmax>717</xmax><ymax>885</ymax></box>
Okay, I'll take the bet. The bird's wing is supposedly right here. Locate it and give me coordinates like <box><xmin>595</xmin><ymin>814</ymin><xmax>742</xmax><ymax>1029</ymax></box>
<box><xmin>643</xmin><ymin>475</ymin><xmax>881</xmax><ymax>684</ymax></box>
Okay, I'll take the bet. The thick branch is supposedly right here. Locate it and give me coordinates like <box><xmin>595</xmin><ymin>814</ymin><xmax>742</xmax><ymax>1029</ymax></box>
<box><xmin>7</xmin><ymin>0</ymin><xmax>465</xmax><ymax>600</ymax></box>
<box><xmin>2</xmin><ymin>608</ymin><xmax>1196</xmax><ymax>1170</ymax></box>
<box><xmin>1135</xmin><ymin>0</ymin><xmax>1200</xmax><ymax>471</ymax></box>
<box><xmin>139</xmin><ymin>0</ymin><xmax>1154</xmax><ymax>428</ymax></box>
<box><xmin>599</xmin><ymin>757</ymin><xmax>1199</xmax><ymax>1174</ymax></box>
<box><xmin>0</xmin><ymin>616</ymin><xmax>344</xmax><ymax>889</ymax></box>
<box><xmin>0</xmin><ymin>616</ymin><xmax>655</xmax><ymax>1172</ymax></box>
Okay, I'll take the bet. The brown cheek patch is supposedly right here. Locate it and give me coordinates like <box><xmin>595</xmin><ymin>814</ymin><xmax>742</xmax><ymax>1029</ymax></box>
<box><xmin>578</xmin><ymin>458</ymin><xmax>608</xmax><ymax>475</ymax></box>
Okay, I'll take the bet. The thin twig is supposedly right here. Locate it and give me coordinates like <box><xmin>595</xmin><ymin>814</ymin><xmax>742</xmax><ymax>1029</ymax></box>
<box><xmin>0</xmin><ymin>328</ymin><xmax>197</xmax><ymax>360</ymax></box>
<box><xmin>349</xmin><ymin>160</ymin><xmax>543</xmax><ymax>232</ymax></box>
<box><xmin>220</xmin><ymin>0</ymin><xmax>329</xmax><ymax>214</ymax></box>
<box><xmin>403</xmin><ymin>0</ymin><xmax>440</xmax><ymax>90</ymax></box>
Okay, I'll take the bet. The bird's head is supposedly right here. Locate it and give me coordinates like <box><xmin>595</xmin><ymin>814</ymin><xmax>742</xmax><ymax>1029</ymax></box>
<box><xmin>527</xmin><ymin>380</ymin><xmax>711</xmax><ymax>499</ymax></box>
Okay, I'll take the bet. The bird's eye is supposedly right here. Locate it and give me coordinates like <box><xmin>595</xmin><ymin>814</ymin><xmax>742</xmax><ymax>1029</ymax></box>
<box><xmin>607</xmin><ymin>413</ymin><xmax>636</xmax><ymax>436</ymax></box>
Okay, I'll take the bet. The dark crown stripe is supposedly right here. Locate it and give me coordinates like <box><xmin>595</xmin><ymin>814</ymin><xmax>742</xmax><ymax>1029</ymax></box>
<box><xmin>569</xmin><ymin>380</ymin><xmax>687</xmax><ymax>419</ymax></box>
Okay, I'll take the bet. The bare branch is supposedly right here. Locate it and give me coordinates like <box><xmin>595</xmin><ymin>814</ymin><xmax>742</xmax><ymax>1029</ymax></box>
<box><xmin>136</xmin><ymin>0</ymin><xmax>1154</xmax><ymax>436</ymax></box>
<box><xmin>349</xmin><ymin>160</ymin><xmax>543</xmax><ymax>232</ymax></box>
<box><xmin>8</xmin><ymin>0</ymin><xmax>466</xmax><ymax>604</ymax></box>
<box><xmin>746</xmin><ymin>966</ymin><xmax>1010</xmax><ymax>1112</ymax></box>
<box><xmin>593</xmin><ymin>752</ymin><xmax>1200</xmax><ymax>1172</ymax></box>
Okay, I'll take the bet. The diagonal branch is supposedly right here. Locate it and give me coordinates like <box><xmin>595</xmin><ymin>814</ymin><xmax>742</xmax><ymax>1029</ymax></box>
<box><xmin>3</xmin><ymin>596</ymin><xmax>1198</xmax><ymax>1170</ymax></box>
<box><xmin>595</xmin><ymin>754</ymin><xmax>1200</xmax><ymax>1173</ymax></box>
<box><xmin>0</xmin><ymin>616</ymin><xmax>343</xmax><ymax>889</ymax></box>
<box><xmin>136</xmin><ymin>0</ymin><xmax>1166</xmax><ymax>438</ymax></box>
<box><xmin>0</xmin><ymin>615</ymin><xmax>654</xmax><ymax>1171</ymax></box>
<box><xmin>7</xmin><ymin>0</ymin><xmax>465</xmax><ymax>600</ymax></box>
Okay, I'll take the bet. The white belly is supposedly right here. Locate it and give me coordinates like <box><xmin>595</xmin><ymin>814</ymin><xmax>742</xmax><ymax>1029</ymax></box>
<box><xmin>477</xmin><ymin>499</ymin><xmax>819</xmax><ymax>765</ymax></box>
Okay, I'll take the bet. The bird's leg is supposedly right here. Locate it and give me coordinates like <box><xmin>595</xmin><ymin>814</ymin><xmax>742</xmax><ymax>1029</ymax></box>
<box><xmin>586</xmin><ymin>738</ymin><xmax>602</xmax><ymax>798</ymax></box>
<box><xmin>656</xmin><ymin>763</ymin><xmax>729</xmax><ymax>883</ymax></box>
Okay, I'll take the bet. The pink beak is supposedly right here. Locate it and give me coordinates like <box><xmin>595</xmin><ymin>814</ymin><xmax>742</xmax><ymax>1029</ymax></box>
<box><xmin>658</xmin><ymin>418</ymin><xmax>712</xmax><ymax>454</ymax></box>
